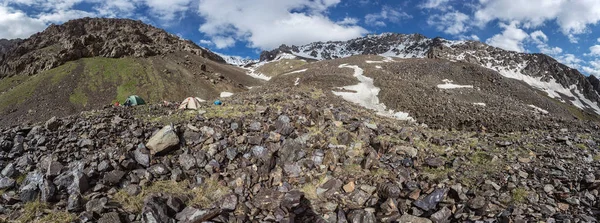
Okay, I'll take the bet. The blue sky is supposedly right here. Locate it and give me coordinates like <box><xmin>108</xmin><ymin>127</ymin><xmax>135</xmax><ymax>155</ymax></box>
<box><xmin>2</xmin><ymin>0</ymin><xmax>600</xmax><ymax>76</ymax></box>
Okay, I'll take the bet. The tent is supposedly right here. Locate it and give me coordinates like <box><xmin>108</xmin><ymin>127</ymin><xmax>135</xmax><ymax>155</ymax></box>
<box><xmin>124</xmin><ymin>95</ymin><xmax>146</xmax><ymax>106</ymax></box>
<box><xmin>179</xmin><ymin>97</ymin><xmax>205</xmax><ymax>110</ymax></box>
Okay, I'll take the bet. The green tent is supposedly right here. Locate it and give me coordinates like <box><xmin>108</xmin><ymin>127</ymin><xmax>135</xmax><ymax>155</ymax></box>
<box><xmin>124</xmin><ymin>95</ymin><xmax>146</xmax><ymax>106</ymax></box>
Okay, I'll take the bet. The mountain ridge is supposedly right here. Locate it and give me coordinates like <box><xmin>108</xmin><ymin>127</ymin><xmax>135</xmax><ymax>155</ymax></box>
<box><xmin>0</xmin><ymin>17</ymin><xmax>226</xmax><ymax>79</ymax></box>
<box><xmin>255</xmin><ymin>33</ymin><xmax>600</xmax><ymax>115</ymax></box>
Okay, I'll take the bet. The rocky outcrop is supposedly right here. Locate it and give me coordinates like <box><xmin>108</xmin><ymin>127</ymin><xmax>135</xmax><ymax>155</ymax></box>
<box><xmin>588</xmin><ymin>75</ymin><xmax>600</xmax><ymax>95</ymax></box>
<box><xmin>0</xmin><ymin>39</ymin><xmax>22</xmax><ymax>57</ymax></box>
<box><xmin>0</xmin><ymin>18</ymin><xmax>226</xmax><ymax>79</ymax></box>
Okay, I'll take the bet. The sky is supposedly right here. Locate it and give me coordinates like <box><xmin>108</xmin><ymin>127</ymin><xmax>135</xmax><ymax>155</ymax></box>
<box><xmin>2</xmin><ymin>0</ymin><xmax>600</xmax><ymax>77</ymax></box>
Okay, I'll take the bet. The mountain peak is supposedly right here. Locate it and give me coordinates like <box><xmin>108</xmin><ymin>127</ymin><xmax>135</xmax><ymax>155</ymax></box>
<box><xmin>0</xmin><ymin>17</ymin><xmax>225</xmax><ymax>79</ymax></box>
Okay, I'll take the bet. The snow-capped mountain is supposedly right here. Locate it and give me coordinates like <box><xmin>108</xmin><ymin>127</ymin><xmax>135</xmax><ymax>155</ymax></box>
<box><xmin>259</xmin><ymin>33</ymin><xmax>600</xmax><ymax>115</ymax></box>
<box><xmin>217</xmin><ymin>53</ymin><xmax>258</xmax><ymax>66</ymax></box>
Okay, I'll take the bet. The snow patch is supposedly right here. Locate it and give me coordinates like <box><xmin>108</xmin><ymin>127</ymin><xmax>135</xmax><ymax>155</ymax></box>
<box><xmin>437</xmin><ymin>79</ymin><xmax>474</xmax><ymax>89</ymax></box>
<box><xmin>294</xmin><ymin>78</ymin><xmax>300</xmax><ymax>86</ymax></box>
<box><xmin>332</xmin><ymin>64</ymin><xmax>415</xmax><ymax>121</ymax></box>
<box><xmin>528</xmin><ymin>104</ymin><xmax>549</xmax><ymax>114</ymax></box>
<box><xmin>375</xmin><ymin>66</ymin><xmax>382</xmax><ymax>69</ymax></box>
<box><xmin>473</xmin><ymin>103</ymin><xmax>486</xmax><ymax>106</ymax></box>
<box><xmin>283</xmin><ymin>69</ymin><xmax>308</xmax><ymax>75</ymax></box>
<box><xmin>220</xmin><ymin>92</ymin><xmax>234</xmax><ymax>98</ymax></box>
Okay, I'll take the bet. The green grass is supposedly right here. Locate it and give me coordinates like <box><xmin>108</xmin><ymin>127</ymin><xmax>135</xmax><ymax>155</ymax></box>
<box><xmin>18</xmin><ymin>201</ymin><xmax>46</xmax><ymax>223</ymax></box>
<box><xmin>0</xmin><ymin>61</ymin><xmax>77</xmax><ymax>111</ymax></box>
<box><xmin>113</xmin><ymin>179</ymin><xmax>230</xmax><ymax>213</ymax></box>
<box><xmin>69</xmin><ymin>89</ymin><xmax>88</xmax><ymax>106</ymax></box>
<box><xmin>511</xmin><ymin>188</ymin><xmax>528</xmax><ymax>204</ymax></box>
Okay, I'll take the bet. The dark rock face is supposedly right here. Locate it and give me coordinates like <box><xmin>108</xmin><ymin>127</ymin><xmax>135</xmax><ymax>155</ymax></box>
<box><xmin>0</xmin><ymin>39</ymin><xmax>22</xmax><ymax>57</ymax></box>
<box><xmin>0</xmin><ymin>17</ymin><xmax>225</xmax><ymax>79</ymax></box>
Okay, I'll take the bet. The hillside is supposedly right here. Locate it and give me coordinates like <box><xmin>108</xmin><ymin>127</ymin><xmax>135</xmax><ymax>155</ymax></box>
<box><xmin>257</xmin><ymin>33</ymin><xmax>600</xmax><ymax>116</ymax></box>
<box><xmin>0</xmin><ymin>18</ymin><xmax>263</xmax><ymax>127</ymax></box>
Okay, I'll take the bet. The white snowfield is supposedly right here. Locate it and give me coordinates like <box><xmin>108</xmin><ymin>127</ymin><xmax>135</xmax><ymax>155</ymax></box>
<box><xmin>375</xmin><ymin>66</ymin><xmax>382</xmax><ymax>69</ymax></box>
<box><xmin>437</xmin><ymin>79</ymin><xmax>474</xmax><ymax>89</ymax></box>
<box><xmin>220</xmin><ymin>92</ymin><xmax>234</xmax><ymax>98</ymax></box>
<box><xmin>366</xmin><ymin>57</ymin><xmax>394</xmax><ymax>64</ymax></box>
<box><xmin>283</xmin><ymin>69</ymin><xmax>308</xmax><ymax>75</ymax></box>
<box><xmin>332</xmin><ymin>64</ymin><xmax>415</xmax><ymax>121</ymax></box>
<box><xmin>528</xmin><ymin>104</ymin><xmax>549</xmax><ymax>114</ymax></box>
<box><xmin>294</xmin><ymin>78</ymin><xmax>300</xmax><ymax>86</ymax></box>
<box><xmin>241</xmin><ymin>53</ymin><xmax>302</xmax><ymax>81</ymax></box>
<box><xmin>473</xmin><ymin>103</ymin><xmax>486</xmax><ymax>106</ymax></box>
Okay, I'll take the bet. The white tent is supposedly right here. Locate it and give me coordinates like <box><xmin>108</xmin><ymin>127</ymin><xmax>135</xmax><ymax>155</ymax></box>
<box><xmin>179</xmin><ymin>97</ymin><xmax>205</xmax><ymax>110</ymax></box>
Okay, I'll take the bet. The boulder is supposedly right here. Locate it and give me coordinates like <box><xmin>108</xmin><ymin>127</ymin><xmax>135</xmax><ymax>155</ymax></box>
<box><xmin>146</xmin><ymin>125</ymin><xmax>180</xmax><ymax>155</ymax></box>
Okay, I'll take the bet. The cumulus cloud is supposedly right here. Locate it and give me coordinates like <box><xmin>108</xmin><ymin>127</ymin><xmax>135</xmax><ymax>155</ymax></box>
<box><xmin>530</xmin><ymin>30</ymin><xmax>563</xmax><ymax>55</ymax></box>
<box><xmin>197</xmin><ymin>0</ymin><xmax>367</xmax><ymax>50</ymax></box>
<box><xmin>474</xmin><ymin>0</ymin><xmax>600</xmax><ymax>39</ymax></box>
<box><xmin>588</xmin><ymin>45</ymin><xmax>600</xmax><ymax>56</ymax></box>
<box><xmin>557</xmin><ymin>53</ymin><xmax>584</xmax><ymax>70</ymax></box>
<box><xmin>0</xmin><ymin>0</ymin><xmax>195</xmax><ymax>39</ymax></box>
<box><xmin>0</xmin><ymin>5</ymin><xmax>47</xmax><ymax>39</ymax></box>
<box><xmin>427</xmin><ymin>11</ymin><xmax>469</xmax><ymax>35</ymax></box>
<box><xmin>365</xmin><ymin>6</ymin><xmax>412</xmax><ymax>27</ymax></box>
<box><xmin>581</xmin><ymin>59</ymin><xmax>600</xmax><ymax>77</ymax></box>
<box><xmin>485</xmin><ymin>22</ymin><xmax>529</xmax><ymax>52</ymax></box>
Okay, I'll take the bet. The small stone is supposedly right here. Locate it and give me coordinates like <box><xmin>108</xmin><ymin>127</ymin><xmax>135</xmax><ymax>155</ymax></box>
<box><xmin>408</xmin><ymin>189</ymin><xmax>421</xmax><ymax>200</ymax></box>
<box><xmin>413</xmin><ymin>188</ymin><xmax>447</xmax><ymax>211</ymax></box>
<box><xmin>430</xmin><ymin>206</ymin><xmax>452</xmax><ymax>223</ymax></box>
<box><xmin>125</xmin><ymin>184</ymin><xmax>141</xmax><ymax>196</ymax></box>
<box><xmin>149</xmin><ymin>164</ymin><xmax>169</xmax><ymax>175</ymax></box>
<box><xmin>485</xmin><ymin>180</ymin><xmax>501</xmax><ymax>190</ymax></box>
<box><xmin>544</xmin><ymin>184</ymin><xmax>555</xmax><ymax>194</ymax></box>
<box><xmin>103</xmin><ymin>170</ymin><xmax>125</xmax><ymax>186</ymax></box>
<box><xmin>45</xmin><ymin>116</ymin><xmax>61</xmax><ymax>131</ymax></box>
<box><xmin>67</xmin><ymin>194</ymin><xmax>83</xmax><ymax>212</ymax></box>
<box><xmin>176</xmin><ymin>207</ymin><xmax>220</xmax><ymax>222</ymax></box>
<box><xmin>98</xmin><ymin>212</ymin><xmax>122</xmax><ymax>223</ymax></box>
<box><xmin>179</xmin><ymin>153</ymin><xmax>196</xmax><ymax>170</ymax></box>
<box><xmin>86</xmin><ymin>197</ymin><xmax>108</xmax><ymax>213</ymax></box>
<box><xmin>0</xmin><ymin>177</ymin><xmax>15</xmax><ymax>190</ymax></box>
<box><xmin>558</xmin><ymin>203</ymin><xmax>569</xmax><ymax>211</ymax></box>
<box><xmin>398</xmin><ymin>214</ymin><xmax>433</xmax><ymax>223</ymax></box>
<box><xmin>425</xmin><ymin>157</ymin><xmax>444</xmax><ymax>167</ymax></box>
<box><xmin>46</xmin><ymin>161</ymin><xmax>64</xmax><ymax>177</ymax></box>
<box><xmin>248</xmin><ymin>122</ymin><xmax>262</xmax><ymax>131</ymax></box>
<box><xmin>517</xmin><ymin>157</ymin><xmax>531</xmax><ymax>163</ymax></box>
<box><xmin>396</xmin><ymin>146</ymin><xmax>418</xmax><ymax>158</ymax></box>
<box><xmin>343</xmin><ymin>181</ymin><xmax>355</xmax><ymax>193</ymax></box>
<box><xmin>133</xmin><ymin>144</ymin><xmax>151</xmax><ymax>167</ymax></box>
<box><xmin>468</xmin><ymin>196</ymin><xmax>486</xmax><ymax>210</ymax></box>
<box><xmin>220</xmin><ymin>194</ymin><xmax>238</xmax><ymax>211</ymax></box>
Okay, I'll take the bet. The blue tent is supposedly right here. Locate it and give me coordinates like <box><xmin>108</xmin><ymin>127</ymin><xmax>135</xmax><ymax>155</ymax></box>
<box><xmin>214</xmin><ymin>100</ymin><xmax>222</xmax><ymax>105</ymax></box>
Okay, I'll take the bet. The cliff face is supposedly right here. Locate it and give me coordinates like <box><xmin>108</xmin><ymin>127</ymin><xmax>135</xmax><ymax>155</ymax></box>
<box><xmin>0</xmin><ymin>39</ymin><xmax>22</xmax><ymax>57</ymax></box>
<box><xmin>0</xmin><ymin>17</ymin><xmax>225</xmax><ymax>79</ymax></box>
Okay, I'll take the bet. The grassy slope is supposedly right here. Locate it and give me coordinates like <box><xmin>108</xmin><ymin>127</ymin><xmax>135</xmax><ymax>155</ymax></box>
<box><xmin>0</xmin><ymin>55</ymin><xmax>221</xmax><ymax>114</ymax></box>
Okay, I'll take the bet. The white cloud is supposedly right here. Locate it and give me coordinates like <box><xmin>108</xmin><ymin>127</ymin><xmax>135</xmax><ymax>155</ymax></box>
<box><xmin>557</xmin><ymin>53</ymin><xmax>584</xmax><ymax>69</ymax></box>
<box><xmin>365</xmin><ymin>6</ymin><xmax>412</xmax><ymax>27</ymax></box>
<box><xmin>418</xmin><ymin>0</ymin><xmax>451</xmax><ymax>10</ymax></box>
<box><xmin>458</xmin><ymin>34</ymin><xmax>480</xmax><ymax>41</ymax></box>
<box><xmin>474</xmin><ymin>0</ymin><xmax>600</xmax><ymax>41</ymax></box>
<box><xmin>427</xmin><ymin>11</ymin><xmax>469</xmax><ymax>35</ymax></box>
<box><xmin>597</xmin><ymin>37</ymin><xmax>600</xmax><ymax>42</ymax></box>
<box><xmin>143</xmin><ymin>0</ymin><xmax>191</xmax><ymax>21</ymax></box>
<box><xmin>581</xmin><ymin>59</ymin><xmax>600</xmax><ymax>77</ymax></box>
<box><xmin>485</xmin><ymin>22</ymin><xmax>529</xmax><ymax>52</ymax></box>
<box><xmin>529</xmin><ymin>30</ymin><xmax>563</xmax><ymax>55</ymax></box>
<box><xmin>197</xmin><ymin>0</ymin><xmax>367</xmax><ymax>50</ymax></box>
<box><xmin>212</xmin><ymin>36</ymin><xmax>235</xmax><ymax>49</ymax></box>
<box><xmin>199</xmin><ymin>39</ymin><xmax>213</xmax><ymax>45</ymax></box>
<box><xmin>530</xmin><ymin>30</ymin><xmax>548</xmax><ymax>44</ymax></box>
<box><xmin>589</xmin><ymin>45</ymin><xmax>600</xmax><ymax>56</ymax></box>
<box><xmin>0</xmin><ymin>5</ymin><xmax>47</xmax><ymax>39</ymax></box>
<box><xmin>37</xmin><ymin>9</ymin><xmax>96</xmax><ymax>23</ymax></box>
<box><xmin>337</xmin><ymin>17</ymin><xmax>359</xmax><ymax>25</ymax></box>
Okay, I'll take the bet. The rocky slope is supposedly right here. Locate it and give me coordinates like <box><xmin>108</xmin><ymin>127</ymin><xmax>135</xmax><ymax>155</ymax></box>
<box><xmin>0</xmin><ymin>18</ymin><xmax>225</xmax><ymax>79</ymax></box>
<box><xmin>259</xmin><ymin>33</ymin><xmax>600</xmax><ymax>115</ymax></box>
<box><xmin>0</xmin><ymin>86</ymin><xmax>598</xmax><ymax>223</ymax></box>
<box><xmin>0</xmin><ymin>39</ymin><xmax>22</xmax><ymax>57</ymax></box>
<box><xmin>0</xmin><ymin>18</ymin><xmax>263</xmax><ymax>128</ymax></box>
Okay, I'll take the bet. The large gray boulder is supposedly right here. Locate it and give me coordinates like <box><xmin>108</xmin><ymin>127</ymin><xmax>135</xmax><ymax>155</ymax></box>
<box><xmin>146</xmin><ymin>125</ymin><xmax>180</xmax><ymax>155</ymax></box>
